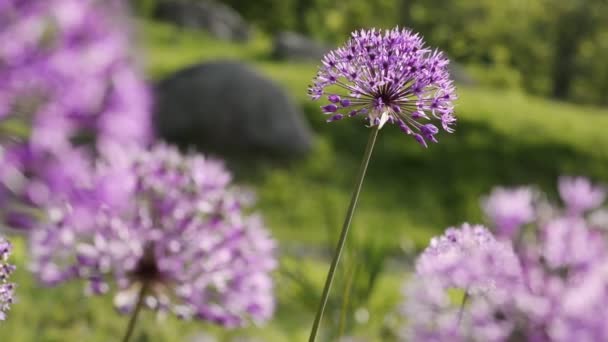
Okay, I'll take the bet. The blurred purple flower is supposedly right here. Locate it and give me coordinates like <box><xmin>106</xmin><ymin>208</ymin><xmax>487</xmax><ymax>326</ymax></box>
<box><xmin>550</xmin><ymin>259</ymin><xmax>608</xmax><ymax>341</ymax></box>
<box><xmin>482</xmin><ymin>187</ymin><xmax>535</xmax><ymax>238</ymax></box>
<box><xmin>558</xmin><ymin>176</ymin><xmax>606</xmax><ymax>216</ymax></box>
<box><xmin>402</xmin><ymin>276</ymin><xmax>518</xmax><ymax>342</ymax></box>
<box><xmin>30</xmin><ymin>144</ymin><xmax>276</xmax><ymax>327</ymax></box>
<box><xmin>0</xmin><ymin>0</ymin><xmax>151</xmax><ymax>146</ymax></box>
<box><xmin>541</xmin><ymin>217</ymin><xmax>606</xmax><ymax>271</ymax></box>
<box><xmin>0</xmin><ymin>236</ymin><xmax>16</xmax><ymax>321</ymax></box>
<box><xmin>401</xmin><ymin>277</ymin><xmax>462</xmax><ymax>341</ymax></box>
<box><xmin>308</xmin><ymin>27</ymin><xmax>456</xmax><ymax>147</ymax></box>
<box><xmin>416</xmin><ymin>223</ymin><xmax>522</xmax><ymax>293</ymax></box>
<box><xmin>0</xmin><ymin>0</ymin><xmax>151</xmax><ymax>230</ymax></box>
<box><xmin>403</xmin><ymin>176</ymin><xmax>608</xmax><ymax>341</ymax></box>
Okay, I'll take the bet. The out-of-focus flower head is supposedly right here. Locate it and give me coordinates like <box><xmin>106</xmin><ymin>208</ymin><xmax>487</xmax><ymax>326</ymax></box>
<box><xmin>416</xmin><ymin>223</ymin><xmax>522</xmax><ymax>293</ymax></box>
<box><xmin>550</xmin><ymin>259</ymin><xmax>608</xmax><ymax>341</ymax></box>
<box><xmin>403</xmin><ymin>176</ymin><xmax>608</xmax><ymax>341</ymax></box>
<box><xmin>482</xmin><ymin>187</ymin><xmax>535</xmax><ymax>238</ymax></box>
<box><xmin>0</xmin><ymin>0</ymin><xmax>151</xmax><ymax>230</ymax></box>
<box><xmin>401</xmin><ymin>277</ymin><xmax>462</xmax><ymax>341</ymax></box>
<box><xmin>402</xmin><ymin>276</ymin><xmax>518</xmax><ymax>342</ymax></box>
<box><xmin>308</xmin><ymin>27</ymin><xmax>456</xmax><ymax>147</ymax></box>
<box><xmin>541</xmin><ymin>217</ymin><xmax>606</xmax><ymax>271</ymax></box>
<box><xmin>0</xmin><ymin>236</ymin><xmax>16</xmax><ymax>321</ymax></box>
<box><xmin>30</xmin><ymin>144</ymin><xmax>276</xmax><ymax>327</ymax></box>
<box><xmin>558</xmin><ymin>176</ymin><xmax>606</xmax><ymax>216</ymax></box>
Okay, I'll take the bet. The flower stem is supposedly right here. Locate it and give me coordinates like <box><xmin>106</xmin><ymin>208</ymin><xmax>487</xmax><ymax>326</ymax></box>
<box><xmin>121</xmin><ymin>283</ymin><xmax>148</xmax><ymax>342</ymax></box>
<box><xmin>308</xmin><ymin>127</ymin><xmax>379</xmax><ymax>342</ymax></box>
<box><xmin>458</xmin><ymin>290</ymin><xmax>470</xmax><ymax>325</ymax></box>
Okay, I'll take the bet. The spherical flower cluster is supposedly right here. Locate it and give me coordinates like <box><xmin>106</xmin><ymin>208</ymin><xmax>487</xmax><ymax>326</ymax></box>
<box><xmin>416</xmin><ymin>223</ymin><xmax>521</xmax><ymax>293</ymax></box>
<box><xmin>551</xmin><ymin>259</ymin><xmax>608</xmax><ymax>341</ymax></box>
<box><xmin>402</xmin><ymin>277</ymin><xmax>518</xmax><ymax>342</ymax></box>
<box><xmin>0</xmin><ymin>236</ymin><xmax>16</xmax><ymax>321</ymax></box>
<box><xmin>30</xmin><ymin>144</ymin><xmax>276</xmax><ymax>327</ymax></box>
<box><xmin>482</xmin><ymin>187</ymin><xmax>535</xmax><ymax>238</ymax></box>
<box><xmin>558</xmin><ymin>176</ymin><xmax>606</xmax><ymax>216</ymax></box>
<box><xmin>0</xmin><ymin>0</ymin><xmax>151</xmax><ymax>146</ymax></box>
<box><xmin>403</xmin><ymin>176</ymin><xmax>608</xmax><ymax>341</ymax></box>
<box><xmin>308</xmin><ymin>27</ymin><xmax>456</xmax><ymax>147</ymax></box>
<box><xmin>401</xmin><ymin>278</ymin><xmax>461</xmax><ymax>341</ymax></box>
<box><xmin>0</xmin><ymin>0</ymin><xmax>151</xmax><ymax>230</ymax></box>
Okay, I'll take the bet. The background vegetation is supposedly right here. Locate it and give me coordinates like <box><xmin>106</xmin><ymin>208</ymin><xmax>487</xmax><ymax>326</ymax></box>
<box><xmin>3</xmin><ymin>1</ymin><xmax>608</xmax><ymax>340</ymax></box>
<box><xmin>135</xmin><ymin>0</ymin><xmax>608</xmax><ymax>105</ymax></box>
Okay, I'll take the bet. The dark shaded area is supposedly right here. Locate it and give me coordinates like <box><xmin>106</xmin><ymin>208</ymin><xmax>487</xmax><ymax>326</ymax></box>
<box><xmin>271</xmin><ymin>32</ymin><xmax>330</xmax><ymax>62</ymax></box>
<box><xmin>153</xmin><ymin>0</ymin><xmax>251</xmax><ymax>41</ymax></box>
<box><xmin>550</xmin><ymin>2</ymin><xmax>596</xmax><ymax>99</ymax></box>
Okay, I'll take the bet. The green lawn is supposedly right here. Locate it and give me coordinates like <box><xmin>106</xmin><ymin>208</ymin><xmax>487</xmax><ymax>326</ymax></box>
<box><xmin>2</xmin><ymin>19</ymin><xmax>608</xmax><ymax>341</ymax></box>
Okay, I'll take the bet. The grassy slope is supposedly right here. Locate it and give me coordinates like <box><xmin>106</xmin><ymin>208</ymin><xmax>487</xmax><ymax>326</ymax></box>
<box><xmin>2</xmin><ymin>19</ymin><xmax>608</xmax><ymax>341</ymax></box>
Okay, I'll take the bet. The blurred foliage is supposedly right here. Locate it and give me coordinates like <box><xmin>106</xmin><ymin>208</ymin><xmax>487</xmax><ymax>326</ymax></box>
<box><xmin>133</xmin><ymin>0</ymin><xmax>608</xmax><ymax>105</ymax></box>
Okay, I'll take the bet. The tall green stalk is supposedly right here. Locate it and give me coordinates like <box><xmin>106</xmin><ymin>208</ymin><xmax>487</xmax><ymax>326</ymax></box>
<box><xmin>121</xmin><ymin>282</ymin><xmax>148</xmax><ymax>342</ymax></box>
<box><xmin>457</xmin><ymin>290</ymin><xmax>470</xmax><ymax>325</ymax></box>
<box><xmin>308</xmin><ymin>127</ymin><xmax>379</xmax><ymax>342</ymax></box>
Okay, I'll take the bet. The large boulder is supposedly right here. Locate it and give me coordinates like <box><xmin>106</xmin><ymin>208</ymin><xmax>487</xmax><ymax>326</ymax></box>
<box><xmin>272</xmin><ymin>31</ymin><xmax>330</xmax><ymax>61</ymax></box>
<box><xmin>154</xmin><ymin>61</ymin><xmax>314</xmax><ymax>159</ymax></box>
<box><xmin>154</xmin><ymin>0</ymin><xmax>250</xmax><ymax>42</ymax></box>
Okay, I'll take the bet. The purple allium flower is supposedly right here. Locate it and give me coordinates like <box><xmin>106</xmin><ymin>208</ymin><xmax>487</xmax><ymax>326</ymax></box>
<box><xmin>30</xmin><ymin>144</ymin><xmax>277</xmax><ymax>327</ymax></box>
<box><xmin>403</xmin><ymin>176</ymin><xmax>608</xmax><ymax>341</ymax></box>
<box><xmin>0</xmin><ymin>0</ymin><xmax>151</xmax><ymax>230</ymax></box>
<box><xmin>401</xmin><ymin>277</ymin><xmax>462</xmax><ymax>341</ymax></box>
<box><xmin>416</xmin><ymin>223</ymin><xmax>521</xmax><ymax>293</ymax></box>
<box><xmin>0</xmin><ymin>0</ymin><xmax>151</xmax><ymax>146</ymax></box>
<box><xmin>482</xmin><ymin>187</ymin><xmax>535</xmax><ymax>238</ymax></box>
<box><xmin>549</xmin><ymin>259</ymin><xmax>608</xmax><ymax>341</ymax></box>
<box><xmin>0</xmin><ymin>145</ymin><xmax>94</xmax><ymax>229</ymax></box>
<box><xmin>402</xmin><ymin>276</ymin><xmax>518</xmax><ymax>342</ymax></box>
<box><xmin>541</xmin><ymin>217</ymin><xmax>606</xmax><ymax>271</ymax></box>
<box><xmin>308</xmin><ymin>28</ymin><xmax>457</xmax><ymax>147</ymax></box>
<box><xmin>558</xmin><ymin>176</ymin><xmax>606</xmax><ymax>216</ymax></box>
<box><xmin>0</xmin><ymin>236</ymin><xmax>16</xmax><ymax>321</ymax></box>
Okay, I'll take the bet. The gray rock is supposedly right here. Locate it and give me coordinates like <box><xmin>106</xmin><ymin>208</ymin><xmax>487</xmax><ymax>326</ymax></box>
<box><xmin>154</xmin><ymin>0</ymin><xmax>250</xmax><ymax>42</ymax></box>
<box><xmin>272</xmin><ymin>31</ymin><xmax>330</xmax><ymax>61</ymax></box>
<box><xmin>154</xmin><ymin>61</ymin><xmax>313</xmax><ymax>159</ymax></box>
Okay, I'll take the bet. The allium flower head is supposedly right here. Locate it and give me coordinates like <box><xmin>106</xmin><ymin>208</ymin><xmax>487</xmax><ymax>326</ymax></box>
<box><xmin>308</xmin><ymin>27</ymin><xmax>457</xmax><ymax>147</ymax></box>
<box><xmin>402</xmin><ymin>176</ymin><xmax>608</xmax><ymax>341</ymax></box>
<box><xmin>0</xmin><ymin>0</ymin><xmax>151</xmax><ymax>148</ymax></box>
<box><xmin>401</xmin><ymin>277</ymin><xmax>462</xmax><ymax>341</ymax></box>
<box><xmin>551</xmin><ymin>259</ymin><xmax>608</xmax><ymax>341</ymax></box>
<box><xmin>482</xmin><ymin>187</ymin><xmax>535</xmax><ymax>238</ymax></box>
<box><xmin>542</xmin><ymin>217</ymin><xmax>606</xmax><ymax>271</ymax></box>
<box><xmin>402</xmin><ymin>276</ymin><xmax>517</xmax><ymax>342</ymax></box>
<box><xmin>0</xmin><ymin>236</ymin><xmax>16</xmax><ymax>321</ymax></box>
<box><xmin>558</xmin><ymin>176</ymin><xmax>606</xmax><ymax>216</ymax></box>
<box><xmin>0</xmin><ymin>0</ymin><xmax>151</xmax><ymax>230</ymax></box>
<box><xmin>30</xmin><ymin>144</ymin><xmax>276</xmax><ymax>327</ymax></box>
<box><xmin>416</xmin><ymin>223</ymin><xmax>521</xmax><ymax>293</ymax></box>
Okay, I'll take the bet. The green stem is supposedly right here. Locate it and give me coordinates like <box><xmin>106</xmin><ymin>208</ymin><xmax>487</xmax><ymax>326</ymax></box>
<box><xmin>457</xmin><ymin>290</ymin><xmax>469</xmax><ymax>325</ymax></box>
<box><xmin>121</xmin><ymin>282</ymin><xmax>148</xmax><ymax>342</ymax></box>
<box><xmin>308</xmin><ymin>127</ymin><xmax>379</xmax><ymax>342</ymax></box>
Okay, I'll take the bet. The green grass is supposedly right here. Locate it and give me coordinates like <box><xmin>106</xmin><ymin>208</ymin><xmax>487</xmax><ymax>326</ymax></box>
<box><xmin>3</xmin><ymin>19</ymin><xmax>608</xmax><ymax>341</ymax></box>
